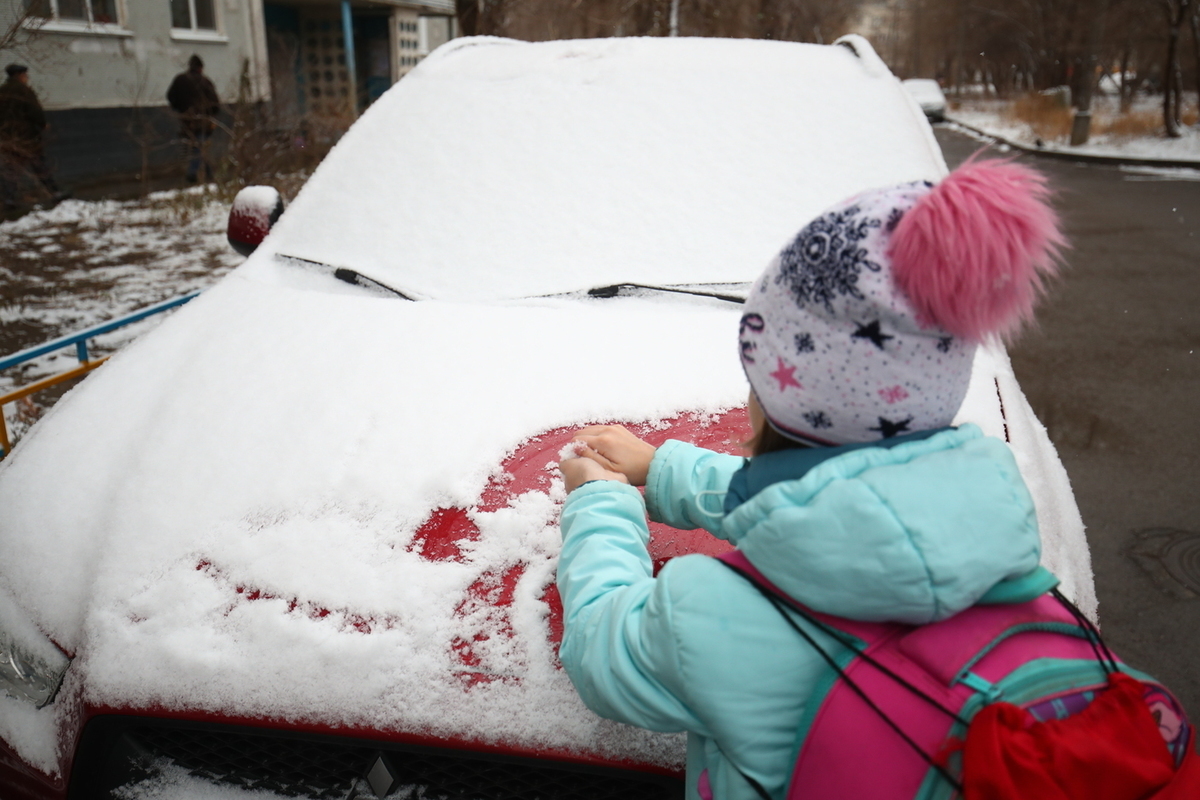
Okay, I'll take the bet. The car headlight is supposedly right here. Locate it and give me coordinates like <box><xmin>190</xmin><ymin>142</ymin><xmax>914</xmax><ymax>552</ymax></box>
<box><xmin>0</xmin><ymin>591</ymin><xmax>69</xmax><ymax>708</ymax></box>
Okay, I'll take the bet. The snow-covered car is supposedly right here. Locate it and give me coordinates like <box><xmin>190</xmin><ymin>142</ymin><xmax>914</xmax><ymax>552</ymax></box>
<box><xmin>903</xmin><ymin>78</ymin><xmax>948</xmax><ymax>122</ymax></box>
<box><xmin>0</xmin><ymin>36</ymin><xmax>1093</xmax><ymax>800</ymax></box>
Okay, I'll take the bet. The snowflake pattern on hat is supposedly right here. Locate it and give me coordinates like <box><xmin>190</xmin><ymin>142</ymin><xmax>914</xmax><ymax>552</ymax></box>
<box><xmin>774</xmin><ymin>205</ymin><xmax>882</xmax><ymax>312</ymax></box>
<box><xmin>740</xmin><ymin>181</ymin><xmax>976</xmax><ymax>446</ymax></box>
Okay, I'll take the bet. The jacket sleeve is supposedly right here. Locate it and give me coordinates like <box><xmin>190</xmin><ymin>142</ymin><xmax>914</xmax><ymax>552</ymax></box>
<box><xmin>644</xmin><ymin>440</ymin><xmax>744</xmax><ymax>538</ymax></box>
<box><xmin>556</xmin><ymin>481</ymin><xmax>705</xmax><ymax>733</ymax></box>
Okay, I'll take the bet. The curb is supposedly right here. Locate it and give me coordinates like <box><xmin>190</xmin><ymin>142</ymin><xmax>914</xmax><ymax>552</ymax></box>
<box><xmin>944</xmin><ymin>117</ymin><xmax>1200</xmax><ymax>170</ymax></box>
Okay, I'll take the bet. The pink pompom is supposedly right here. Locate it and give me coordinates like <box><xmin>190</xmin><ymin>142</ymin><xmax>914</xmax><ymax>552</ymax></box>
<box><xmin>889</xmin><ymin>157</ymin><xmax>1067</xmax><ymax>342</ymax></box>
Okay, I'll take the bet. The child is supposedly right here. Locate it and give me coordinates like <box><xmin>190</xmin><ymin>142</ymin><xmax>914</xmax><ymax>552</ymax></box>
<box><xmin>556</xmin><ymin>159</ymin><xmax>1069</xmax><ymax>799</ymax></box>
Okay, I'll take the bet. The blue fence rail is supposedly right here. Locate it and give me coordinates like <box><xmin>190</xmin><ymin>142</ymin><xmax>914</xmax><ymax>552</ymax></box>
<box><xmin>0</xmin><ymin>291</ymin><xmax>200</xmax><ymax>458</ymax></box>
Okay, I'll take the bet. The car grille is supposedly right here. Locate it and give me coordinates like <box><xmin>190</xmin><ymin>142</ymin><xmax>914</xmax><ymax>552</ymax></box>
<box><xmin>70</xmin><ymin>716</ymin><xmax>683</xmax><ymax>800</ymax></box>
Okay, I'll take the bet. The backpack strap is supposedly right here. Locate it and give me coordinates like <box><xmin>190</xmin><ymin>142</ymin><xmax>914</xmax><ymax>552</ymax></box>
<box><xmin>717</xmin><ymin>552</ymin><xmax>967</xmax><ymax>796</ymax></box>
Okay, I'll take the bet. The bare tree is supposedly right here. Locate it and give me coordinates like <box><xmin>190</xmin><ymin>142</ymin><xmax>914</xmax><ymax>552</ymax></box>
<box><xmin>457</xmin><ymin>0</ymin><xmax>864</xmax><ymax>42</ymax></box>
<box><xmin>1104</xmin><ymin>0</ymin><xmax>1159</xmax><ymax>111</ymax></box>
<box><xmin>1163</xmin><ymin>0</ymin><xmax>1192</xmax><ymax>136</ymax></box>
<box><xmin>1</xmin><ymin>0</ymin><xmax>44</xmax><ymax>56</ymax></box>
<box><xmin>1191</xmin><ymin>0</ymin><xmax>1200</xmax><ymax>120</ymax></box>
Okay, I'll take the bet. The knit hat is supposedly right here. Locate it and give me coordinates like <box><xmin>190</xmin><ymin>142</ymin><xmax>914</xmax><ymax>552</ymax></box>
<box><xmin>739</xmin><ymin>159</ymin><xmax>1065</xmax><ymax>446</ymax></box>
<box><xmin>5</xmin><ymin>64</ymin><xmax>28</xmax><ymax>77</ymax></box>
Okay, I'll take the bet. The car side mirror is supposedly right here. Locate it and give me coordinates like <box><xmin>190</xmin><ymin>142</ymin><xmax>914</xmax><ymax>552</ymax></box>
<box><xmin>227</xmin><ymin>186</ymin><xmax>285</xmax><ymax>257</ymax></box>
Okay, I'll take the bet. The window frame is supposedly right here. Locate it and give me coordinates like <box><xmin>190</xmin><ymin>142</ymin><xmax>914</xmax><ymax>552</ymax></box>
<box><xmin>169</xmin><ymin>0</ymin><xmax>227</xmax><ymax>42</ymax></box>
<box><xmin>23</xmin><ymin>0</ymin><xmax>132</xmax><ymax>37</ymax></box>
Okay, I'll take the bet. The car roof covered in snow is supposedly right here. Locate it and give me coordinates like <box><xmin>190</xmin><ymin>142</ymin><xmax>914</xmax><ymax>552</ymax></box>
<box><xmin>250</xmin><ymin>35</ymin><xmax>945</xmax><ymax>301</ymax></box>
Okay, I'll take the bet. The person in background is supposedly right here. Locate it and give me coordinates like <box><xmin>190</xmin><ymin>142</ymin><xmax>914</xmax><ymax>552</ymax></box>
<box><xmin>166</xmin><ymin>54</ymin><xmax>220</xmax><ymax>183</ymax></box>
<box><xmin>0</xmin><ymin>63</ymin><xmax>64</xmax><ymax>210</ymax></box>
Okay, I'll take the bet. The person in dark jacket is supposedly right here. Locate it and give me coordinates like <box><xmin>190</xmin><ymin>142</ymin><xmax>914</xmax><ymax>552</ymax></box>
<box><xmin>0</xmin><ymin>63</ymin><xmax>63</xmax><ymax>208</ymax></box>
<box><xmin>166</xmin><ymin>54</ymin><xmax>221</xmax><ymax>182</ymax></box>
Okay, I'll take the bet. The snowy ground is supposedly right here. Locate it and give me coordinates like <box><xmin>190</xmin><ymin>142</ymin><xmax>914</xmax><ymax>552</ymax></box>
<box><xmin>948</xmin><ymin>93</ymin><xmax>1200</xmax><ymax>164</ymax></box>
<box><xmin>0</xmin><ymin>187</ymin><xmax>243</xmax><ymax>445</ymax></box>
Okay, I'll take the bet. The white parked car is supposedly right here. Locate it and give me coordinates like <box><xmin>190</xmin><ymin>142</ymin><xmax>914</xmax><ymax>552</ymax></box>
<box><xmin>903</xmin><ymin>78</ymin><xmax>948</xmax><ymax>122</ymax></box>
<box><xmin>0</xmin><ymin>35</ymin><xmax>1091</xmax><ymax>800</ymax></box>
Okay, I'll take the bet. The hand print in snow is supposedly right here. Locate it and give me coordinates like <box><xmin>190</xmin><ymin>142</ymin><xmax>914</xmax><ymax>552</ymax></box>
<box><xmin>774</xmin><ymin>205</ymin><xmax>881</xmax><ymax>311</ymax></box>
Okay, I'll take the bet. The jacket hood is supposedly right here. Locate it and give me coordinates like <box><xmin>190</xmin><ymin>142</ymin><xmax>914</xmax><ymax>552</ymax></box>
<box><xmin>724</xmin><ymin>424</ymin><xmax>1042</xmax><ymax>624</ymax></box>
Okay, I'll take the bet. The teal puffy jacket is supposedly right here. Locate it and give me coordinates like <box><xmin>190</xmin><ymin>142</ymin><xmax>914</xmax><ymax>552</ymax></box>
<box><xmin>557</xmin><ymin>424</ymin><xmax>1043</xmax><ymax>800</ymax></box>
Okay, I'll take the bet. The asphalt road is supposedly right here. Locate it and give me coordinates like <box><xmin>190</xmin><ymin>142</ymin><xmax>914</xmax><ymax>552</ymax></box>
<box><xmin>935</xmin><ymin>126</ymin><xmax>1200</xmax><ymax>717</ymax></box>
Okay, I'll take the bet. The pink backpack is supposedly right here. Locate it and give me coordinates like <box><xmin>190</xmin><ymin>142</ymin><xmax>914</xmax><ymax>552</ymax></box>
<box><xmin>716</xmin><ymin>550</ymin><xmax>1197</xmax><ymax>800</ymax></box>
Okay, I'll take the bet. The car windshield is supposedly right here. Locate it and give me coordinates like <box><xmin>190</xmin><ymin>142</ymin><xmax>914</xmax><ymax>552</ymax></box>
<box><xmin>247</xmin><ymin>36</ymin><xmax>947</xmax><ymax>302</ymax></box>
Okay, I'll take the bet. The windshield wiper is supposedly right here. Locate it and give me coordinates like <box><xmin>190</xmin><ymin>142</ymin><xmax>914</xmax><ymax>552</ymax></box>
<box><xmin>276</xmin><ymin>254</ymin><xmax>415</xmax><ymax>300</ymax></box>
<box><xmin>332</xmin><ymin>268</ymin><xmax>415</xmax><ymax>300</ymax></box>
<box><xmin>586</xmin><ymin>283</ymin><xmax>746</xmax><ymax>304</ymax></box>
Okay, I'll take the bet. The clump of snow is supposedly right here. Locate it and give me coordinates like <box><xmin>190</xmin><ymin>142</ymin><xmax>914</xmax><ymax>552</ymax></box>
<box><xmin>114</xmin><ymin>763</ymin><xmax>308</xmax><ymax>800</ymax></box>
<box><xmin>0</xmin><ymin>695</ymin><xmax>57</xmax><ymax>778</ymax></box>
<box><xmin>557</xmin><ymin>441</ymin><xmax>585</xmax><ymax>461</ymax></box>
<box><xmin>233</xmin><ymin>185</ymin><xmax>282</xmax><ymax>213</ymax></box>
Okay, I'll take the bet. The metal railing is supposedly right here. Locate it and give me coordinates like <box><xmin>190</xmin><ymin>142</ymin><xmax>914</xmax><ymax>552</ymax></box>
<box><xmin>0</xmin><ymin>291</ymin><xmax>200</xmax><ymax>458</ymax></box>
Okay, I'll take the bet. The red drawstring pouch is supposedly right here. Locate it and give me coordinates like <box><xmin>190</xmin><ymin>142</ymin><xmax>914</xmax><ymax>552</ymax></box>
<box><xmin>961</xmin><ymin>672</ymin><xmax>1199</xmax><ymax>800</ymax></box>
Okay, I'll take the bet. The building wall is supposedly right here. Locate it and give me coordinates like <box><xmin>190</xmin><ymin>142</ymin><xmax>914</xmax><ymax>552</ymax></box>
<box><xmin>0</xmin><ymin>0</ymin><xmax>270</xmax><ymax>111</ymax></box>
<box><xmin>44</xmin><ymin>105</ymin><xmax>181</xmax><ymax>186</ymax></box>
<box><xmin>0</xmin><ymin>0</ymin><xmax>270</xmax><ymax>185</ymax></box>
<box><xmin>0</xmin><ymin>0</ymin><xmax>454</xmax><ymax>187</ymax></box>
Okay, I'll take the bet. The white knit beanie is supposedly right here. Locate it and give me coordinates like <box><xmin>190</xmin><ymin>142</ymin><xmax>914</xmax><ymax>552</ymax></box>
<box><xmin>739</xmin><ymin>160</ymin><xmax>1065</xmax><ymax>446</ymax></box>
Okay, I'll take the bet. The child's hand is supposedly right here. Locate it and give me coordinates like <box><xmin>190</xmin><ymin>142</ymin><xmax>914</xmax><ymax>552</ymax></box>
<box><xmin>570</xmin><ymin>426</ymin><xmax>657</xmax><ymax>487</ymax></box>
<box><xmin>559</xmin><ymin>450</ymin><xmax>629</xmax><ymax>493</ymax></box>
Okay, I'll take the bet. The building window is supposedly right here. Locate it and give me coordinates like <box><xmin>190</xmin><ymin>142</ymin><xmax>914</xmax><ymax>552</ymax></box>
<box><xmin>26</xmin><ymin>0</ymin><xmax>119</xmax><ymax>25</ymax></box>
<box><xmin>171</xmin><ymin>0</ymin><xmax>217</xmax><ymax>31</ymax></box>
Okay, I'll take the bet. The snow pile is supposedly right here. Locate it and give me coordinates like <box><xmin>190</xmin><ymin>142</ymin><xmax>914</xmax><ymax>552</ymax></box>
<box><xmin>114</xmin><ymin>764</ymin><xmax>310</xmax><ymax>800</ymax></box>
<box><xmin>1</xmin><ymin>278</ymin><xmax>738</xmax><ymax>770</ymax></box>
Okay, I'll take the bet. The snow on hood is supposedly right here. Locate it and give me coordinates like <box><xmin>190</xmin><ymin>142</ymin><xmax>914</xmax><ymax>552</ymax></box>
<box><xmin>0</xmin><ymin>273</ymin><xmax>748</xmax><ymax>767</ymax></box>
<box><xmin>0</xmin><ymin>274</ymin><xmax>1093</xmax><ymax>772</ymax></box>
<box><xmin>0</xmin><ymin>274</ymin><xmax>1093</xmax><ymax>743</ymax></box>
<box><xmin>259</xmin><ymin>36</ymin><xmax>945</xmax><ymax>301</ymax></box>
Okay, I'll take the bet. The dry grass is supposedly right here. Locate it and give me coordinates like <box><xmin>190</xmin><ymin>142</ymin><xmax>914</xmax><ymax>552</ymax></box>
<box><xmin>1095</xmin><ymin>110</ymin><xmax>1163</xmax><ymax>138</ymax></box>
<box><xmin>1004</xmin><ymin>92</ymin><xmax>1199</xmax><ymax>141</ymax></box>
<box><xmin>1006</xmin><ymin>92</ymin><xmax>1074</xmax><ymax>139</ymax></box>
<box><xmin>1093</xmin><ymin>102</ymin><xmax>1196</xmax><ymax>139</ymax></box>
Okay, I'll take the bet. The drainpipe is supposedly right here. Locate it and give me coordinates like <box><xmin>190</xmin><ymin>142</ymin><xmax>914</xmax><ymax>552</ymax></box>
<box><xmin>341</xmin><ymin>0</ymin><xmax>358</xmax><ymax>117</ymax></box>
